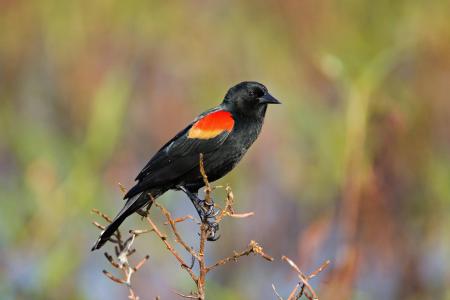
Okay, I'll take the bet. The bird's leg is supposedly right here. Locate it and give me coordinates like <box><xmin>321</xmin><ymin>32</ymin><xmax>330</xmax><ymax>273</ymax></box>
<box><xmin>136</xmin><ymin>208</ymin><xmax>148</xmax><ymax>217</ymax></box>
<box><xmin>177</xmin><ymin>186</ymin><xmax>206</xmax><ymax>216</ymax></box>
<box><xmin>176</xmin><ymin>186</ymin><xmax>218</xmax><ymax>217</ymax></box>
<box><xmin>176</xmin><ymin>186</ymin><xmax>220</xmax><ymax>241</ymax></box>
<box><xmin>136</xmin><ymin>202</ymin><xmax>153</xmax><ymax>217</ymax></box>
<box><xmin>136</xmin><ymin>194</ymin><xmax>155</xmax><ymax>217</ymax></box>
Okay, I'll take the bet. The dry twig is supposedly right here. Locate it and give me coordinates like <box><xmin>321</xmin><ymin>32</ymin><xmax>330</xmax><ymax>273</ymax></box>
<box><xmin>92</xmin><ymin>209</ymin><xmax>150</xmax><ymax>300</ymax></box>
<box><xmin>140</xmin><ymin>154</ymin><xmax>272</xmax><ymax>299</ymax></box>
<box><xmin>93</xmin><ymin>154</ymin><xmax>272</xmax><ymax>299</ymax></box>
<box><xmin>272</xmin><ymin>256</ymin><xmax>330</xmax><ymax>300</ymax></box>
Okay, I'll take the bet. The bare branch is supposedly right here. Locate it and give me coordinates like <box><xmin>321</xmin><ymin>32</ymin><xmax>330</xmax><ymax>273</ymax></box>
<box><xmin>199</xmin><ymin>153</ymin><xmax>212</xmax><ymax>205</ymax></box>
<box><xmin>308</xmin><ymin>260</ymin><xmax>330</xmax><ymax>280</ymax></box>
<box><xmin>134</xmin><ymin>255</ymin><xmax>150</xmax><ymax>271</ymax></box>
<box><xmin>207</xmin><ymin>240</ymin><xmax>274</xmax><ymax>272</ymax></box>
<box><xmin>274</xmin><ymin>256</ymin><xmax>330</xmax><ymax>300</ymax></box>
<box><xmin>287</xmin><ymin>284</ymin><xmax>300</xmax><ymax>300</ymax></box>
<box><xmin>103</xmin><ymin>270</ymin><xmax>127</xmax><ymax>284</ymax></box>
<box><xmin>272</xmin><ymin>284</ymin><xmax>284</xmax><ymax>300</ymax></box>
<box><xmin>92</xmin><ymin>210</ymin><xmax>149</xmax><ymax>300</ymax></box>
<box><xmin>173</xmin><ymin>290</ymin><xmax>200</xmax><ymax>299</ymax></box>
<box><xmin>154</xmin><ymin>202</ymin><xmax>200</xmax><ymax>261</ymax></box>
<box><xmin>228</xmin><ymin>212</ymin><xmax>255</xmax><ymax>218</ymax></box>
<box><xmin>92</xmin><ymin>221</ymin><xmax>106</xmax><ymax>230</ymax></box>
<box><xmin>164</xmin><ymin>215</ymin><xmax>195</xmax><ymax>225</ymax></box>
<box><xmin>93</xmin><ymin>154</ymin><xmax>275</xmax><ymax>300</ymax></box>
<box><xmin>118</xmin><ymin>182</ymin><xmax>127</xmax><ymax>195</ymax></box>
<box><xmin>146</xmin><ymin>216</ymin><xmax>198</xmax><ymax>281</ymax></box>
<box><xmin>91</xmin><ymin>208</ymin><xmax>113</xmax><ymax>223</ymax></box>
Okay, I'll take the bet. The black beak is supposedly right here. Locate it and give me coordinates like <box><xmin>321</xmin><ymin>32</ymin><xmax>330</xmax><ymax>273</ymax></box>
<box><xmin>258</xmin><ymin>93</ymin><xmax>281</xmax><ymax>105</ymax></box>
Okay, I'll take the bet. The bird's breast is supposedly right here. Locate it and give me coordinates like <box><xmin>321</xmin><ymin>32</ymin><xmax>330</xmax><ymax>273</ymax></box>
<box><xmin>203</xmin><ymin>118</ymin><xmax>264</xmax><ymax>178</ymax></box>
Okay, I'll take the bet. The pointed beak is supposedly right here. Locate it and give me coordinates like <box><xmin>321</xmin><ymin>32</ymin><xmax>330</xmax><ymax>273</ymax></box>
<box><xmin>258</xmin><ymin>93</ymin><xmax>282</xmax><ymax>105</ymax></box>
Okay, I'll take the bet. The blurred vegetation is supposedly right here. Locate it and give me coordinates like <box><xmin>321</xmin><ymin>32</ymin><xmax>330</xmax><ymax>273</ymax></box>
<box><xmin>1</xmin><ymin>1</ymin><xmax>450</xmax><ymax>299</ymax></box>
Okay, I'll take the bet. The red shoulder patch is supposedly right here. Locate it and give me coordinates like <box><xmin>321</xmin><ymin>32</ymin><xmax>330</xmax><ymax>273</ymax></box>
<box><xmin>188</xmin><ymin>110</ymin><xmax>234</xmax><ymax>139</ymax></box>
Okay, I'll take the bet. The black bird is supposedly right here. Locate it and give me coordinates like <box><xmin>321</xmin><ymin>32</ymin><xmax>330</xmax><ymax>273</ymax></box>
<box><xmin>92</xmin><ymin>81</ymin><xmax>281</xmax><ymax>250</ymax></box>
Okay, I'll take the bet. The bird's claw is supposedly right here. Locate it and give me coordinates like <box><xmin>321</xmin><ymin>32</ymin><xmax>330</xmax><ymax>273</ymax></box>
<box><xmin>198</xmin><ymin>204</ymin><xmax>221</xmax><ymax>241</ymax></box>
<box><xmin>205</xmin><ymin>221</ymin><xmax>220</xmax><ymax>241</ymax></box>
<box><xmin>201</xmin><ymin>201</ymin><xmax>221</xmax><ymax>218</ymax></box>
<box><xmin>178</xmin><ymin>186</ymin><xmax>222</xmax><ymax>242</ymax></box>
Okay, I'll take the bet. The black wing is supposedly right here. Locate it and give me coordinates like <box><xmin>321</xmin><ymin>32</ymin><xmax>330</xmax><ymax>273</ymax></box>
<box><xmin>124</xmin><ymin>107</ymin><xmax>233</xmax><ymax>199</ymax></box>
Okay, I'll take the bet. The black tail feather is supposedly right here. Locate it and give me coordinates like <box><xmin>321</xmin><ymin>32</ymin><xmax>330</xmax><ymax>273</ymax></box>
<box><xmin>91</xmin><ymin>192</ymin><xmax>152</xmax><ymax>251</ymax></box>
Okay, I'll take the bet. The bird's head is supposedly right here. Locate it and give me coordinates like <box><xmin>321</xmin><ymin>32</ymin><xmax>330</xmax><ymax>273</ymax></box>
<box><xmin>222</xmin><ymin>81</ymin><xmax>281</xmax><ymax>117</ymax></box>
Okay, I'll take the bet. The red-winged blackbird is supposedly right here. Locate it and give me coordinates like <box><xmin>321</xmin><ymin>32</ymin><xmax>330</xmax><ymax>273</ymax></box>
<box><xmin>92</xmin><ymin>81</ymin><xmax>280</xmax><ymax>250</ymax></box>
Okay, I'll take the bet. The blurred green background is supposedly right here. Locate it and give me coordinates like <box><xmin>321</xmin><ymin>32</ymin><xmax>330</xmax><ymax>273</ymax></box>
<box><xmin>1</xmin><ymin>1</ymin><xmax>450</xmax><ymax>299</ymax></box>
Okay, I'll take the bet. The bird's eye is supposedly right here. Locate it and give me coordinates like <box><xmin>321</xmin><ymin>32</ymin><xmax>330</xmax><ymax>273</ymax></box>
<box><xmin>248</xmin><ymin>88</ymin><xmax>263</xmax><ymax>98</ymax></box>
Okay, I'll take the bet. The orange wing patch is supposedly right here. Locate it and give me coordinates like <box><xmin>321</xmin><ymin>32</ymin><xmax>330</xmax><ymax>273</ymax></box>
<box><xmin>188</xmin><ymin>110</ymin><xmax>234</xmax><ymax>139</ymax></box>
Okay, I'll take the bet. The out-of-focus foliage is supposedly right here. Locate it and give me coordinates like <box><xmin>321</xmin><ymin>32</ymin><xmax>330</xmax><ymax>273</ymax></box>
<box><xmin>1</xmin><ymin>1</ymin><xmax>449</xmax><ymax>299</ymax></box>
